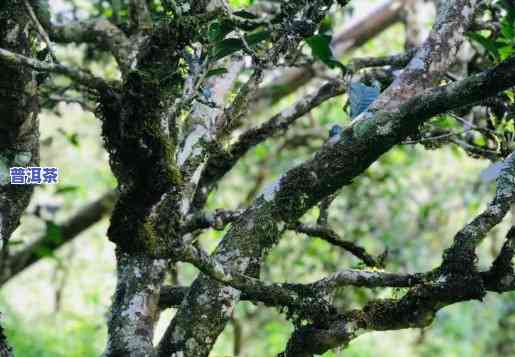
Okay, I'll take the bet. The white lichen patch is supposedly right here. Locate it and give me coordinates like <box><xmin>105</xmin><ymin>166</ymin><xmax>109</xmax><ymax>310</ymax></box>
<box><xmin>410</xmin><ymin>57</ymin><xmax>426</xmax><ymax>71</ymax></box>
<box><xmin>217</xmin><ymin>249</ymin><xmax>242</xmax><ymax>264</ymax></box>
<box><xmin>376</xmin><ymin>120</ymin><xmax>394</xmax><ymax>136</ymax></box>
<box><xmin>121</xmin><ymin>293</ymin><xmax>149</xmax><ymax>320</ymax></box>
<box><xmin>185</xmin><ymin>338</ymin><xmax>199</xmax><ymax>352</ymax></box>
<box><xmin>196</xmin><ymin>292</ymin><xmax>211</xmax><ymax>306</ymax></box>
<box><xmin>177</xmin><ymin>125</ymin><xmax>207</xmax><ymax>166</ymax></box>
<box><xmin>6</xmin><ymin>24</ymin><xmax>19</xmax><ymax>43</ymax></box>
<box><xmin>219</xmin><ymin>286</ymin><xmax>237</xmax><ymax>317</ymax></box>
<box><xmin>436</xmin><ymin>275</ymin><xmax>447</xmax><ymax>284</ymax></box>
<box><xmin>133</xmin><ymin>267</ymin><xmax>143</xmax><ymax>278</ymax></box>
<box><xmin>280</xmin><ymin>105</ymin><xmax>297</xmax><ymax>119</ymax></box>
<box><xmin>261</xmin><ymin>176</ymin><xmax>283</xmax><ymax>202</ymax></box>
<box><xmin>14</xmin><ymin>151</ymin><xmax>31</xmax><ymax>165</ymax></box>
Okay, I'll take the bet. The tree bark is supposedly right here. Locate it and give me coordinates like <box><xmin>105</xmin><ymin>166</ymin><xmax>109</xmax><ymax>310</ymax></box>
<box><xmin>0</xmin><ymin>1</ymin><xmax>40</xmax><ymax>354</ymax></box>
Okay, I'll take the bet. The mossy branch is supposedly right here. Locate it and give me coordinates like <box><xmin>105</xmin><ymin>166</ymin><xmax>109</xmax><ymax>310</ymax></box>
<box><xmin>0</xmin><ymin>47</ymin><xmax>117</xmax><ymax>91</ymax></box>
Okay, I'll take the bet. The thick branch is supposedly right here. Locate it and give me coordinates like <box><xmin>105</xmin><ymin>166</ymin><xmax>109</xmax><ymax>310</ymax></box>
<box><xmin>182</xmin><ymin>209</ymin><xmax>245</xmax><ymax>233</ymax></box>
<box><xmin>1</xmin><ymin>190</ymin><xmax>117</xmax><ymax>285</ymax></box>
<box><xmin>441</xmin><ymin>154</ymin><xmax>515</xmax><ymax>273</ymax></box>
<box><xmin>51</xmin><ymin>19</ymin><xmax>131</xmax><ymax>72</ymax></box>
<box><xmin>0</xmin><ymin>0</ymin><xmax>39</xmax><ymax>290</ymax></box>
<box><xmin>371</xmin><ymin>0</ymin><xmax>477</xmax><ymax>110</ymax></box>
<box><xmin>103</xmin><ymin>251</ymin><xmax>166</xmax><ymax>357</ymax></box>
<box><xmin>160</xmin><ymin>52</ymin><xmax>515</xmax><ymax>357</ymax></box>
<box><xmin>193</xmin><ymin>80</ymin><xmax>345</xmax><ymax>209</ymax></box>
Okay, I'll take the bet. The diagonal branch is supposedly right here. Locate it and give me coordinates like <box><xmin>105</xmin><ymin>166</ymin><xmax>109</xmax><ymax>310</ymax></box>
<box><xmin>23</xmin><ymin>0</ymin><xmax>58</xmax><ymax>62</ymax></box>
<box><xmin>160</xmin><ymin>52</ymin><xmax>515</xmax><ymax>357</ymax></box>
<box><xmin>291</xmin><ymin>223</ymin><xmax>380</xmax><ymax>267</ymax></box>
<box><xmin>193</xmin><ymin>80</ymin><xmax>346</xmax><ymax>209</ymax></box>
<box><xmin>1</xmin><ymin>190</ymin><xmax>117</xmax><ymax>285</ymax></box>
<box><xmin>441</xmin><ymin>153</ymin><xmax>515</xmax><ymax>274</ymax></box>
<box><xmin>51</xmin><ymin>19</ymin><xmax>131</xmax><ymax>72</ymax></box>
<box><xmin>0</xmin><ymin>47</ymin><xmax>117</xmax><ymax>91</ymax></box>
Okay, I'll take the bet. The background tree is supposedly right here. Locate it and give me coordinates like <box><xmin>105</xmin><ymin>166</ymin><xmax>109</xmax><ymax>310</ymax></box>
<box><xmin>1</xmin><ymin>0</ymin><xmax>515</xmax><ymax>356</ymax></box>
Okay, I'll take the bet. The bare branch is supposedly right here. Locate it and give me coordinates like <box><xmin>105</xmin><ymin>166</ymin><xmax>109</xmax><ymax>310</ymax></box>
<box><xmin>23</xmin><ymin>0</ymin><xmax>58</xmax><ymax>62</ymax></box>
<box><xmin>177</xmin><ymin>243</ymin><xmax>424</xmax><ymax>308</ymax></box>
<box><xmin>182</xmin><ymin>209</ymin><xmax>245</xmax><ymax>233</ymax></box>
<box><xmin>0</xmin><ymin>47</ymin><xmax>116</xmax><ymax>91</ymax></box>
<box><xmin>291</xmin><ymin>223</ymin><xmax>380</xmax><ymax>267</ymax></box>
<box><xmin>348</xmin><ymin>48</ymin><xmax>416</xmax><ymax>72</ymax></box>
<box><xmin>371</xmin><ymin>0</ymin><xmax>478</xmax><ymax>110</ymax></box>
<box><xmin>193</xmin><ymin>80</ymin><xmax>346</xmax><ymax>209</ymax></box>
<box><xmin>161</xmin><ymin>50</ymin><xmax>515</xmax><ymax>357</ymax></box>
<box><xmin>441</xmin><ymin>153</ymin><xmax>515</xmax><ymax>273</ymax></box>
<box><xmin>281</xmin><ymin>222</ymin><xmax>515</xmax><ymax>357</ymax></box>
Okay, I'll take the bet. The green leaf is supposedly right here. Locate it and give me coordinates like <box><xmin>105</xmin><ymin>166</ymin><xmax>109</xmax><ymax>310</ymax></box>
<box><xmin>55</xmin><ymin>185</ymin><xmax>80</xmax><ymax>194</ymax></box>
<box><xmin>45</xmin><ymin>221</ymin><xmax>62</xmax><ymax>243</ymax></box>
<box><xmin>206</xmin><ymin>67</ymin><xmax>228</xmax><ymax>78</ymax></box>
<box><xmin>212</xmin><ymin>30</ymin><xmax>270</xmax><ymax>60</ymax></box>
<box><xmin>232</xmin><ymin>10</ymin><xmax>258</xmax><ymax>19</ymax></box>
<box><xmin>207</xmin><ymin>21</ymin><xmax>233</xmax><ymax>43</ymax></box>
<box><xmin>319</xmin><ymin>15</ymin><xmax>333</xmax><ymax>35</ymax></box>
<box><xmin>305</xmin><ymin>34</ymin><xmax>346</xmax><ymax>72</ymax></box>
<box><xmin>499</xmin><ymin>45</ymin><xmax>513</xmax><ymax>60</ymax></box>
<box><xmin>501</xmin><ymin>17</ymin><xmax>514</xmax><ymax>41</ymax></box>
<box><xmin>58</xmin><ymin>128</ymin><xmax>80</xmax><ymax>147</ymax></box>
<box><xmin>35</xmin><ymin>245</ymin><xmax>55</xmax><ymax>258</ymax></box>
<box><xmin>466</xmin><ymin>32</ymin><xmax>499</xmax><ymax>60</ymax></box>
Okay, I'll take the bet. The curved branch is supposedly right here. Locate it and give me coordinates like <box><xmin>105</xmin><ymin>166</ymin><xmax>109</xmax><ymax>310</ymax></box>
<box><xmin>291</xmin><ymin>223</ymin><xmax>380</xmax><ymax>267</ymax></box>
<box><xmin>0</xmin><ymin>47</ymin><xmax>117</xmax><ymax>91</ymax></box>
<box><xmin>51</xmin><ymin>19</ymin><xmax>131</xmax><ymax>72</ymax></box>
<box><xmin>160</xmin><ymin>51</ymin><xmax>515</xmax><ymax>357</ymax></box>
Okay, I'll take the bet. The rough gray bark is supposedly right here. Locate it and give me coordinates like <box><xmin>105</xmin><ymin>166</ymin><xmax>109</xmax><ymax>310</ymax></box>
<box><xmin>156</xmin><ymin>1</ymin><xmax>483</xmax><ymax>355</ymax></box>
<box><xmin>0</xmin><ymin>0</ymin><xmax>39</xmax><ymax>266</ymax></box>
<box><xmin>103</xmin><ymin>252</ymin><xmax>167</xmax><ymax>357</ymax></box>
<box><xmin>0</xmin><ymin>1</ymin><xmax>40</xmax><ymax>354</ymax></box>
<box><xmin>2</xmin><ymin>0</ymin><xmax>515</xmax><ymax>356</ymax></box>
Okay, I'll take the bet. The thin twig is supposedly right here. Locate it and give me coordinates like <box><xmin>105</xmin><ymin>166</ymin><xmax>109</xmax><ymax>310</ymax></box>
<box><xmin>23</xmin><ymin>0</ymin><xmax>59</xmax><ymax>63</ymax></box>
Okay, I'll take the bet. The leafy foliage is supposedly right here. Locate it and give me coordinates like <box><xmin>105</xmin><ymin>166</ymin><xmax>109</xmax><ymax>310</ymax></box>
<box><xmin>305</xmin><ymin>34</ymin><xmax>346</xmax><ymax>72</ymax></box>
